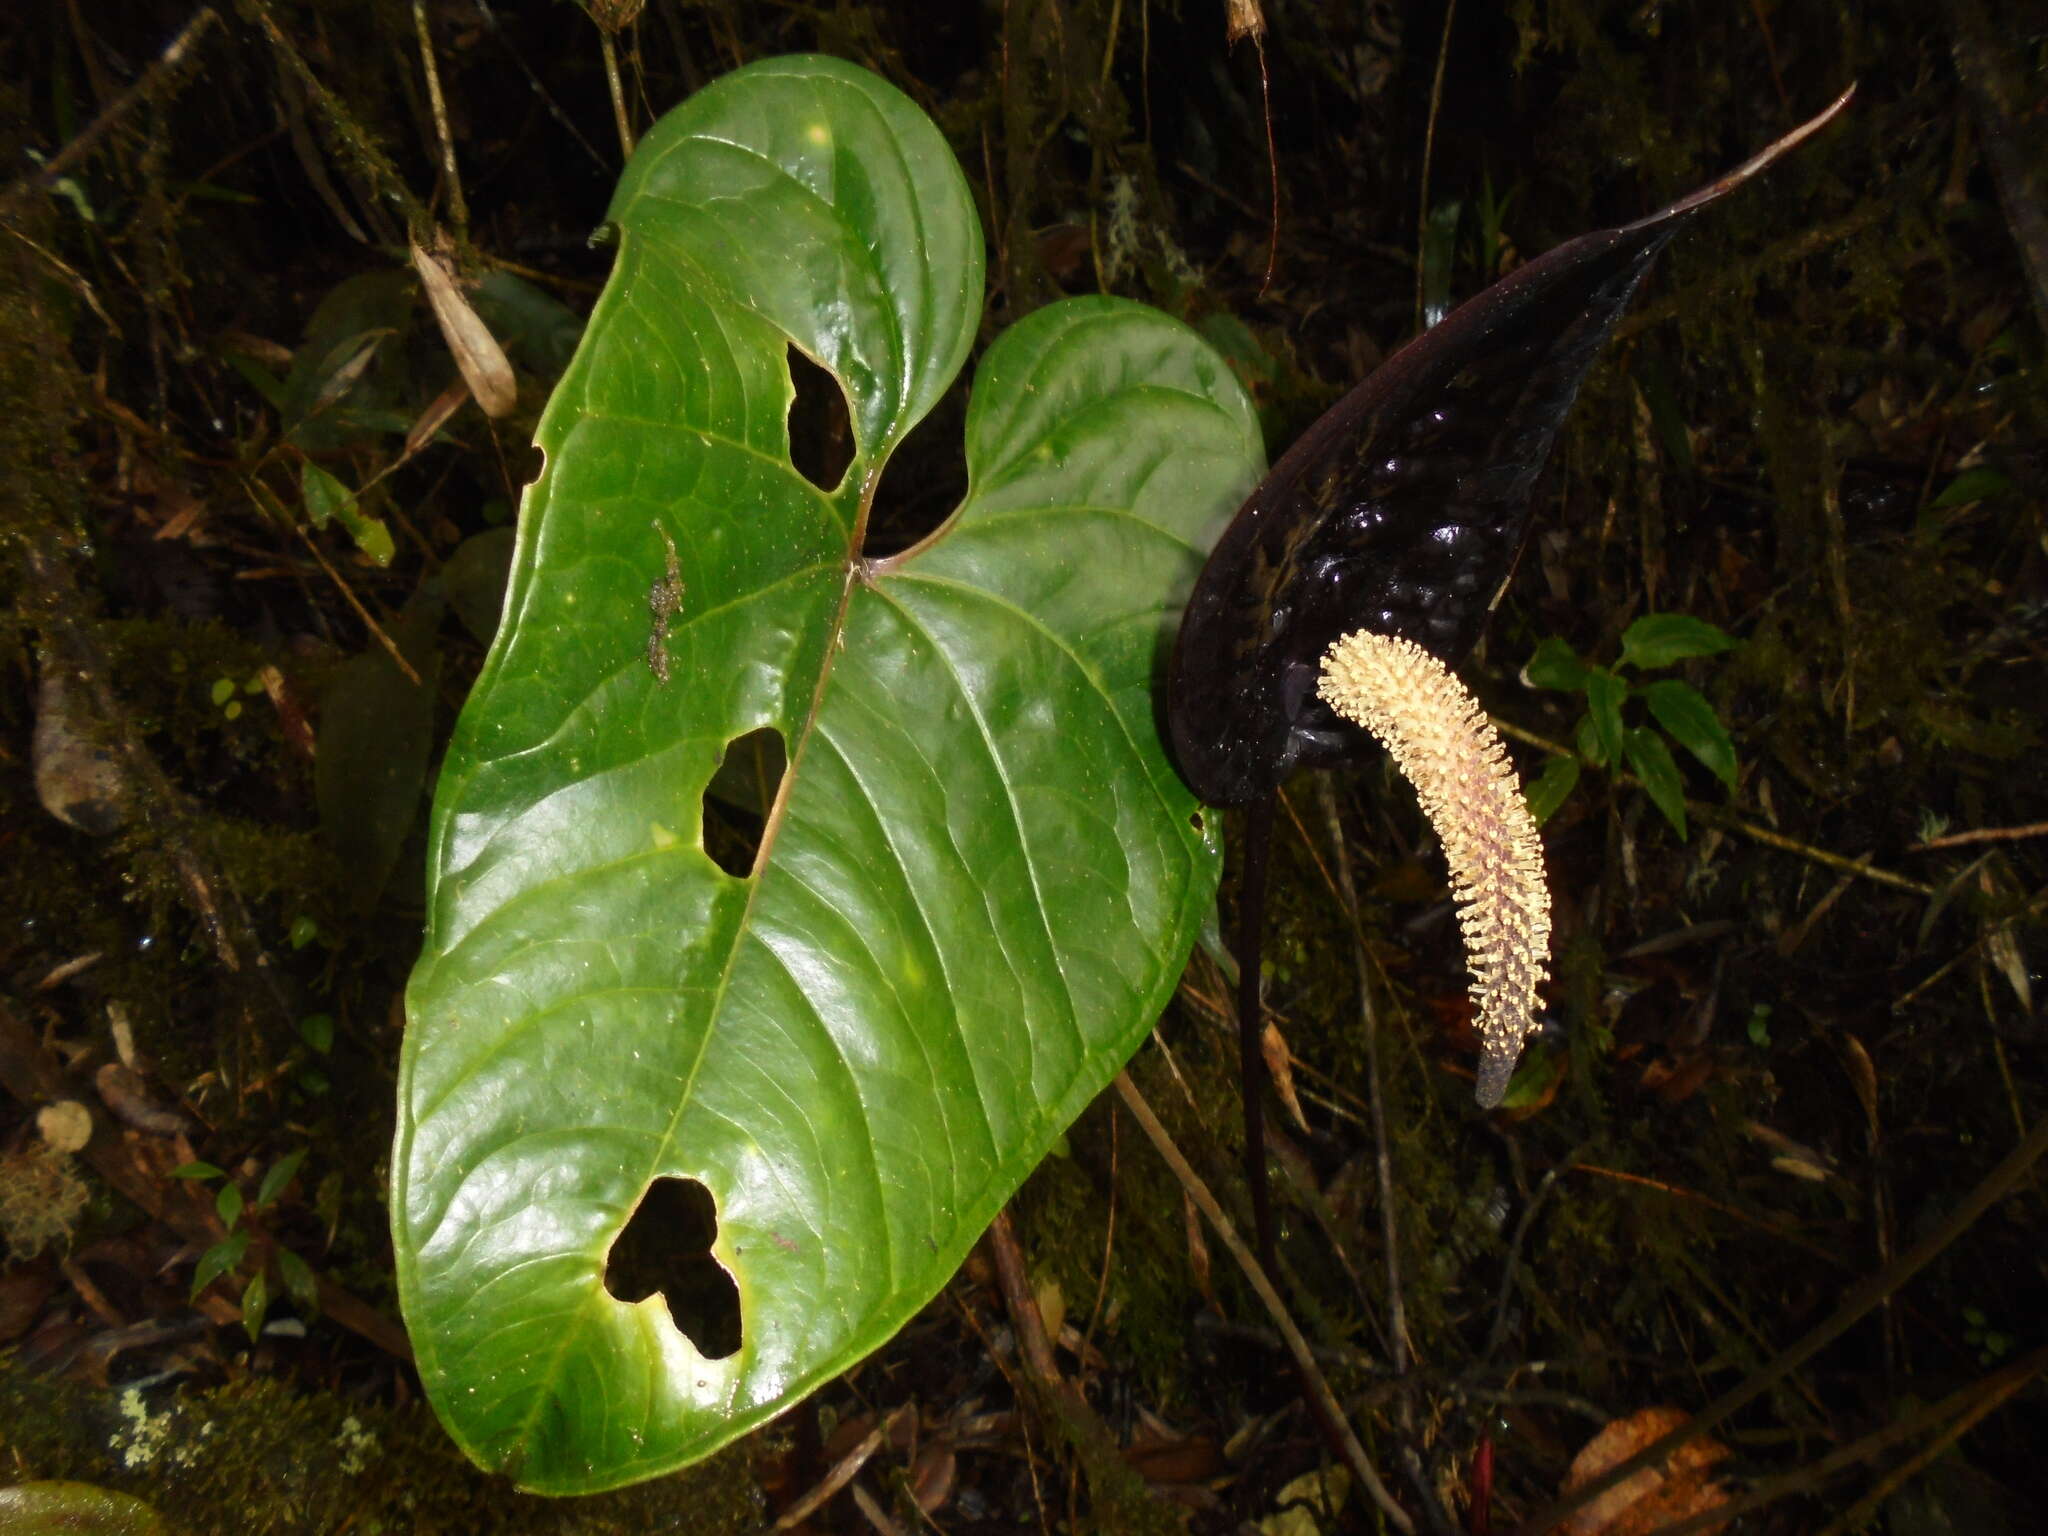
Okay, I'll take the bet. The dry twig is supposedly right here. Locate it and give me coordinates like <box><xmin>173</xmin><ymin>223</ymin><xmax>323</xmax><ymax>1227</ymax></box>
<box><xmin>1114</xmin><ymin>1069</ymin><xmax>1416</xmax><ymax>1534</ymax></box>
<box><xmin>1514</xmin><ymin>1111</ymin><xmax>2048</xmax><ymax>1534</ymax></box>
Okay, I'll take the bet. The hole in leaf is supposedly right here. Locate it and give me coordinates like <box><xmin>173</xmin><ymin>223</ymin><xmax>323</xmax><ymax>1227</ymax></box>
<box><xmin>787</xmin><ymin>346</ymin><xmax>854</xmax><ymax>494</ymax></box>
<box><xmin>604</xmin><ymin>1177</ymin><xmax>742</xmax><ymax>1361</ymax></box>
<box><xmin>701</xmin><ymin>728</ymin><xmax>785</xmax><ymax>877</ymax></box>
<box><xmin>861</xmin><ymin>374</ymin><xmax>970</xmax><ymax>559</ymax></box>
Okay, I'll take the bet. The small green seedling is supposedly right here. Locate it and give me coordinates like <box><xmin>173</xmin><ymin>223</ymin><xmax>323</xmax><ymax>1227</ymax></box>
<box><xmin>1522</xmin><ymin>612</ymin><xmax>1740</xmax><ymax>838</ymax></box>
<box><xmin>1962</xmin><ymin>1305</ymin><xmax>2013</xmax><ymax>1366</ymax></box>
<box><xmin>171</xmin><ymin>1148</ymin><xmax>317</xmax><ymax>1340</ymax></box>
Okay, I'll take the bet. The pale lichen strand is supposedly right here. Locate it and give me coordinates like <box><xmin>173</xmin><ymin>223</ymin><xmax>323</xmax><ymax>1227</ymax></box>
<box><xmin>1317</xmin><ymin>630</ymin><xmax>1551</xmax><ymax>1107</ymax></box>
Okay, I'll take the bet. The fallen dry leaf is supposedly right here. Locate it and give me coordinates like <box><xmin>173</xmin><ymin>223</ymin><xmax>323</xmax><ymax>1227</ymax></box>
<box><xmin>411</xmin><ymin>240</ymin><xmax>517</xmax><ymax>418</ymax></box>
<box><xmin>1262</xmin><ymin>1019</ymin><xmax>1311</xmax><ymax>1132</ymax></box>
<box><xmin>1561</xmin><ymin>1406</ymin><xmax>1731</xmax><ymax>1536</ymax></box>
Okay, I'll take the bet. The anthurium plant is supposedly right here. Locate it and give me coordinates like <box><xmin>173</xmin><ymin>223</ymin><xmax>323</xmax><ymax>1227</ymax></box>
<box><xmin>391</xmin><ymin>55</ymin><xmax>1264</xmax><ymax>1493</ymax></box>
<box><xmin>394</xmin><ymin>46</ymin><xmax>1852</xmax><ymax>1495</ymax></box>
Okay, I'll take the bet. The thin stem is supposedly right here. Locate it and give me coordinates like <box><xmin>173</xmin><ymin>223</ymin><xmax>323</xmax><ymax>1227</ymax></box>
<box><xmin>1314</xmin><ymin>775</ymin><xmax>1410</xmax><ymax>1369</ymax></box>
<box><xmin>1414</xmin><ymin>0</ymin><xmax>1458</xmax><ymax>328</ymax></box>
<box><xmin>413</xmin><ymin>0</ymin><xmax>468</xmax><ymax>238</ymax></box>
<box><xmin>599</xmin><ymin>29</ymin><xmax>635</xmax><ymax>160</ymax></box>
<box><xmin>1237</xmin><ymin>793</ymin><xmax>1277</xmax><ymax>1273</ymax></box>
<box><xmin>1114</xmin><ymin>1072</ymin><xmax>1414</xmax><ymax>1534</ymax></box>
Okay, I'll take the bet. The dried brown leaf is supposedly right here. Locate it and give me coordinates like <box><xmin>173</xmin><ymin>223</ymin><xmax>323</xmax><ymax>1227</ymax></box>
<box><xmin>411</xmin><ymin>241</ymin><xmax>517</xmax><ymax>418</ymax></box>
<box><xmin>909</xmin><ymin>1441</ymin><xmax>955</xmax><ymax>1514</ymax></box>
<box><xmin>1840</xmin><ymin>1033</ymin><xmax>1880</xmax><ymax>1142</ymax></box>
<box><xmin>1561</xmin><ymin>1407</ymin><xmax>1730</xmax><ymax>1536</ymax></box>
<box><xmin>1262</xmin><ymin>1020</ymin><xmax>1311</xmax><ymax>1132</ymax></box>
<box><xmin>406</xmin><ymin>379</ymin><xmax>472</xmax><ymax>459</ymax></box>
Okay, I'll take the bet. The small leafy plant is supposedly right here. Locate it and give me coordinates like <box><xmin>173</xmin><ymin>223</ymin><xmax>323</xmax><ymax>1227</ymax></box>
<box><xmin>1521</xmin><ymin>613</ymin><xmax>1741</xmax><ymax>837</ymax></box>
<box><xmin>171</xmin><ymin>1148</ymin><xmax>317</xmax><ymax>1341</ymax></box>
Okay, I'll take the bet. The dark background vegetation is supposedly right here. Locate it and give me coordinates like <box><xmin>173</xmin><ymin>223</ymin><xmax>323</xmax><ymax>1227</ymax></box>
<box><xmin>1</xmin><ymin>1</ymin><xmax>2043</xmax><ymax>1531</ymax></box>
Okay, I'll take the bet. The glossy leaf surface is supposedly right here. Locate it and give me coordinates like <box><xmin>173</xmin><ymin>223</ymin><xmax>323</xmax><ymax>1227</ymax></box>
<box><xmin>1168</xmin><ymin>91</ymin><xmax>1852</xmax><ymax>806</ymax></box>
<box><xmin>392</xmin><ymin>56</ymin><xmax>1262</xmax><ymax>1493</ymax></box>
<box><xmin>0</xmin><ymin>1483</ymin><xmax>167</xmax><ymax>1536</ymax></box>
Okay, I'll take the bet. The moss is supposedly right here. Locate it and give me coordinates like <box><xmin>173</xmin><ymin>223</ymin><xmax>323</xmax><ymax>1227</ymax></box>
<box><xmin>1015</xmin><ymin>1097</ymin><xmax>1202</xmax><ymax>1403</ymax></box>
<box><xmin>0</xmin><ymin>1367</ymin><xmax>763</xmax><ymax>1536</ymax></box>
<box><xmin>0</xmin><ymin>1145</ymin><xmax>93</xmax><ymax>1261</ymax></box>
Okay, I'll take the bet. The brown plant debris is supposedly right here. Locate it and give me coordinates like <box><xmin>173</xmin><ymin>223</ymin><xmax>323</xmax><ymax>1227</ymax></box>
<box><xmin>1561</xmin><ymin>1406</ymin><xmax>1732</xmax><ymax>1535</ymax></box>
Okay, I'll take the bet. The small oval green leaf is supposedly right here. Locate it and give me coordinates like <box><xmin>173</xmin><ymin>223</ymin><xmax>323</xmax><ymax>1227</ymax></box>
<box><xmin>277</xmin><ymin>1245</ymin><xmax>321</xmax><ymax>1316</ymax></box>
<box><xmin>1617</xmin><ymin>612</ymin><xmax>1737</xmax><ymax>670</ymax></box>
<box><xmin>241</xmin><ymin>1268</ymin><xmax>270</xmax><ymax>1342</ymax></box>
<box><xmin>1575</xmin><ymin>710</ymin><xmax>1607</xmax><ymax>768</ymax></box>
<box><xmin>1585</xmin><ymin>668</ymin><xmax>1627</xmax><ymax>766</ymax></box>
<box><xmin>299</xmin><ymin>460</ymin><xmax>395</xmax><ymax>566</ymax></box>
<box><xmin>1622</xmin><ymin>725</ymin><xmax>1688</xmax><ymax>838</ymax></box>
<box><xmin>1640</xmin><ymin>678</ymin><xmax>1738</xmax><ymax>788</ymax></box>
<box><xmin>1524</xmin><ymin>753</ymin><xmax>1581</xmax><ymax>825</ymax></box>
<box><xmin>256</xmin><ymin>1147</ymin><xmax>307</xmax><ymax>1209</ymax></box>
<box><xmin>1929</xmin><ymin>464</ymin><xmax>2009</xmax><ymax>509</ymax></box>
<box><xmin>1522</xmin><ymin>635</ymin><xmax>1592</xmax><ymax>693</ymax></box>
<box><xmin>191</xmin><ymin>1229</ymin><xmax>249</xmax><ymax>1300</ymax></box>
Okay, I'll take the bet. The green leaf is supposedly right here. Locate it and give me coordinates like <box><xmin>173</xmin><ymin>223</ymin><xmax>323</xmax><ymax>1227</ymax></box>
<box><xmin>1522</xmin><ymin>635</ymin><xmax>1591</xmax><ymax>692</ymax></box>
<box><xmin>1496</xmin><ymin>1044</ymin><xmax>1556</xmax><ymax>1110</ymax></box>
<box><xmin>190</xmin><ymin>1230</ymin><xmax>249</xmax><ymax>1300</ymax></box>
<box><xmin>316</xmin><ymin>605</ymin><xmax>442</xmax><ymax>911</ymax></box>
<box><xmin>1640</xmin><ymin>678</ymin><xmax>1738</xmax><ymax>788</ymax></box>
<box><xmin>299</xmin><ymin>460</ymin><xmax>345</xmax><ymax>529</ymax></box>
<box><xmin>170</xmin><ymin>1161</ymin><xmax>223</xmax><ymax>1181</ymax></box>
<box><xmin>471</xmin><ymin>270</ymin><xmax>585</xmax><ymax>385</ymax></box>
<box><xmin>241</xmin><ymin>1268</ymin><xmax>270</xmax><ymax>1342</ymax></box>
<box><xmin>298</xmin><ymin>461</ymin><xmax>396</xmax><ymax>567</ymax></box>
<box><xmin>1524</xmin><ymin>754</ymin><xmax>1580</xmax><ymax>825</ymax></box>
<box><xmin>280</xmin><ymin>270</ymin><xmax>416</xmax><ymax>453</ymax></box>
<box><xmin>223</xmin><ymin>350</ymin><xmax>288</xmax><ymax>411</ymax></box>
<box><xmin>276</xmin><ymin>1246</ymin><xmax>321</xmax><ymax>1316</ymax></box>
<box><xmin>1420</xmin><ymin>199</ymin><xmax>1463</xmax><ymax>327</ymax></box>
<box><xmin>1746</xmin><ymin>1004</ymin><xmax>1772</xmax><ymax>1047</ymax></box>
<box><xmin>1574</xmin><ymin>710</ymin><xmax>1607</xmax><ymax>768</ymax></box>
<box><xmin>392</xmin><ymin>56</ymin><xmax>1262</xmax><ymax>1494</ymax></box>
<box><xmin>1584</xmin><ymin>668</ymin><xmax>1627</xmax><ymax>766</ymax></box>
<box><xmin>1622</xmin><ymin>726</ymin><xmax>1688</xmax><ymax>838</ymax></box>
<box><xmin>1929</xmin><ymin>465</ymin><xmax>2009</xmax><ymax>509</ymax></box>
<box><xmin>1617</xmin><ymin>612</ymin><xmax>1737</xmax><ymax>671</ymax></box>
<box><xmin>442</xmin><ymin>528</ymin><xmax>516</xmax><ymax>645</ymax></box>
<box><xmin>215</xmin><ymin>1183</ymin><xmax>243</xmax><ymax>1230</ymax></box>
<box><xmin>256</xmin><ymin>1147</ymin><xmax>307</xmax><ymax>1209</ymax></box>
<box><xmin>0</xmin><ymin>1482</ymin><xmax>168</xmax><ymax>1535</ymax></box>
